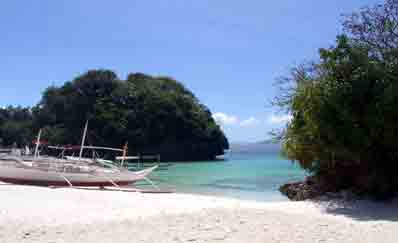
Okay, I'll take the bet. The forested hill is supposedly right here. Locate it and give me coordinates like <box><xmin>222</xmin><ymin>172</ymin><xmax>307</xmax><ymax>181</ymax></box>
<box><xmin>0</xmin><ymin>70</ymin><xmax>229</xmax><ymax>161</ymax></box>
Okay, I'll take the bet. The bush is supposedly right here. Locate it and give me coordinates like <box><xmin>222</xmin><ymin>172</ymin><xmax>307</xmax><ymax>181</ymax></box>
<box><xmin>274</xmin><ymin>0</ymin><xmax>398</xmax><ymax>199</ymax></box>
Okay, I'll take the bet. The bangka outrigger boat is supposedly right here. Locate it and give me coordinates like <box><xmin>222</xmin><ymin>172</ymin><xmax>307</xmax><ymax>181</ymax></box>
<box><xmin>0</xmin><ymin>121</ymin><xmax>159</xmax><ymax>189</ymax></box>
<box><xmin>0</xmin><ymin>156</ymin><xmax>157</xmax><ymax>187</ymax></box>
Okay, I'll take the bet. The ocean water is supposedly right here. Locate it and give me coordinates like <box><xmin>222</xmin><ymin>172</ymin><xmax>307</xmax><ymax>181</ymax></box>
<box><xmin>138</xmin><ymin>151</ymin><xmax>306</xmax><ymax>202</ymax></box>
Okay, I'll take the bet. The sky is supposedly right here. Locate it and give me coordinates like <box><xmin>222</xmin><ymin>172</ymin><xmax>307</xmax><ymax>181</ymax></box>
<box><xmin>0</xmin><ymin>0</ymin><xmax>381</xmax><ymax>142</ymax></box>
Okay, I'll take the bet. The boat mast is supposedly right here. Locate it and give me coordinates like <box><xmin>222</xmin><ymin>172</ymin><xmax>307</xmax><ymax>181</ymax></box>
<box><xmin>79</xmin><ymin>120</ymin><xmax>89</xmax><ymax>159</ymax></box>
<box><xmin>121</xmin><ymin>142</ymin><xmax>128</xmax><ymax>167</ymax></box>
<box><xmin>34</xmin><ymin>129</ymin><xmax>42</xmax><ymax>158</ymax></box>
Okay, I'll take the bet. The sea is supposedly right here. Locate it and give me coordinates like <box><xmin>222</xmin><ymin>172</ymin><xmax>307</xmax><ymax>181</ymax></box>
<box><xmin>137</xmin><ymin>147</ymin><xmax>306</xmax><ymax>202</ymax></box>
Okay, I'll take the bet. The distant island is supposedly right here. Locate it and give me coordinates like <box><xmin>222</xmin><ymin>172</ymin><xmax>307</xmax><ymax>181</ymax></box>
<box><xmin>0</xmin><ymin>70</ymin><xmax>229</xmax><ymax>162</ymax></box>
<box><xmin>229</xmin><ymin>141</ymin><xmax>281</xmax><ymax>154</ymax></box>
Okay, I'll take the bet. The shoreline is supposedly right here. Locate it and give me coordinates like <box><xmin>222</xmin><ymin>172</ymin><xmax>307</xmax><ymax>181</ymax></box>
<box><xmin>1</xmin><ymin>184</ymin><xmax>398</xmax><ymax>242</ymax></box>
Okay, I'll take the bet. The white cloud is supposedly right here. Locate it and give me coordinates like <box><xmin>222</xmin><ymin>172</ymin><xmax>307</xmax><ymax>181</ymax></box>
<box><xmin>268</xmin><ymin>114</ymin><xmax>293</xmax><ymax>125</ymax></box>
<box><xmin>212</xmin><ymin>112</ymin><xmax>239</xmax><ymax>126</ymax></box>
<box><xmin>240</xmin><ymin>117</ymin><xmax>260</xmax><ymax>127</ymax></box>
<box><xmin>213</xmin><ymin>112</ymin><xmax>261</xmax><ymax>128</ymax></box>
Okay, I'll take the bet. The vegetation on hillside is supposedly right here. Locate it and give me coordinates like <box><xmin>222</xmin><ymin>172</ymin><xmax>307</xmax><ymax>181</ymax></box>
<box><xmin>0</xmin><ymin>107</ymin><xmax>34</xmax><ymax>146</ymax></box>
<box><xmin>0</xmin><ymin>71</ymin><xmax>229</xmax><ymax>161</ymax></box>
<box><xmin>275</xmin><ymin>0</ymin><xmax>398</xmax><ymax>199</ymax></box>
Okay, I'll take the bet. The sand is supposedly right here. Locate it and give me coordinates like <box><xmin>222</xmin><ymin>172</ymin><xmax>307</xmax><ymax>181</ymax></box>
<box><xmin>1</xmin><ymin>184</ymin><xmax>398</xmax><ymax>243</ymax></box>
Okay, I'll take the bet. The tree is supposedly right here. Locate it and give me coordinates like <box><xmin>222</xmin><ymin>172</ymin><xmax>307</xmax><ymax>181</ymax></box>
<box><xmin>275</xmin><ymin>0</ymin><xmax>398</xmax><ymax>199</ymax></box>
<box><xmin>0</xmin><ymin>106</ymin><xmax>34</xmax><ymax>146</ymax></box>
<box><xmin>31</xmin><ymin>70</ymin><xmax>228</xmax><ymax>161</ymax></box>
<box><xmin>343</xmin><ymin>0</ymin><xmax>398</xmax><ymax>58</ymax></box>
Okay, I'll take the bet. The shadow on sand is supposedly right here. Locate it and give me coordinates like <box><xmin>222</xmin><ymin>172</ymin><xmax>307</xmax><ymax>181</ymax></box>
<box><xmin>313</xmin><ymin>198</ymin><xmax>398</xmax><ymax>222</ymax></box>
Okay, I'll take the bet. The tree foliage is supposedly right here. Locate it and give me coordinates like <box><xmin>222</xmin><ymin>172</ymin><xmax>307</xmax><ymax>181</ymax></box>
<box><xmin>343</xmin><ymin>0</ymin><xmax>398</xmax><ymax>53</ymax></box>
<box><xmin>275</xmin><ymin>0</ymin><xmax>398</xmax><ymax>198</ymax></box>
<box><xmin>0</xmin><ymin>106</ymin><xmax>33</xmax><ymax>146</ymax></box>
<box><xmin>1</xmin><ymin>70</ymin><xmax>229</xmax><ymax>161</ymax></box>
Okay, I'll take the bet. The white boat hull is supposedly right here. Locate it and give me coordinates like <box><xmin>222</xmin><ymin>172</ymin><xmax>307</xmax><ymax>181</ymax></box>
<box><xmin>0</xmin><ymin>166</ymin><xmax>157</xmax><ymax>187</ymax></box>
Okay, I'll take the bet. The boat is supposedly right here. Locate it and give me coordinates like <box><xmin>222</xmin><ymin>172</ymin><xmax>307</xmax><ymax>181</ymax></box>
<box><xmin>0</xmin><ymin>155</ymin><xmax>157</xmax><ymax>187</ymax></box>
<box><xmin>0</xmin><ymin>121</ymin><xmax>159</xmax><ymax>188</ymax></box>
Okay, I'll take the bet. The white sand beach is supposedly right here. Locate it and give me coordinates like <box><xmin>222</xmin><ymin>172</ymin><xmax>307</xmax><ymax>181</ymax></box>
<box><xmin>1</xmin><ymin>184</ymin><xmax>398</xmax><ymax>243</ymax></box>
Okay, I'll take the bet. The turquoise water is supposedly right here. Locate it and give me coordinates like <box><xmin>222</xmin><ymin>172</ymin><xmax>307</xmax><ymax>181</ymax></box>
<box><xmin>137</xmin><ymin>152</ymin><xmax>305</xmax><ymax>202</ymax></box>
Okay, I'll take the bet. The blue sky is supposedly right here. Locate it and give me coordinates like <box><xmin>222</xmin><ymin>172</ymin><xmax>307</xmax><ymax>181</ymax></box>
<box><xmin>0</xmin><ymin>0</ymin><xmax>381</xmax><ymax>142</ymax></box>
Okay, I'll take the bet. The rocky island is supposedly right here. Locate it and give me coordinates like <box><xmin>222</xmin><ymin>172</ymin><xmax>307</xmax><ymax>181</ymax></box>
<box><xmin>0</xmin><ymin>70</ymin><xmax>229</xmax><ymax>162</ymax></box>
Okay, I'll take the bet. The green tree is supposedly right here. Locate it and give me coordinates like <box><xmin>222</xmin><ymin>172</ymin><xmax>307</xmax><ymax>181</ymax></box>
<box><xmin>0</xmin><ymin>106</ymin><xmax>34</xmax><ymax>146</ymax></box>
<box><xmin>31</xmin><ymin>70</ymin><xmax>228</xmax><ymax>161</ymax></box>
<box><xmin>274</xmin><ymin>0</ymin><xmax>398</xmax><ymax>198</ymax></box>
